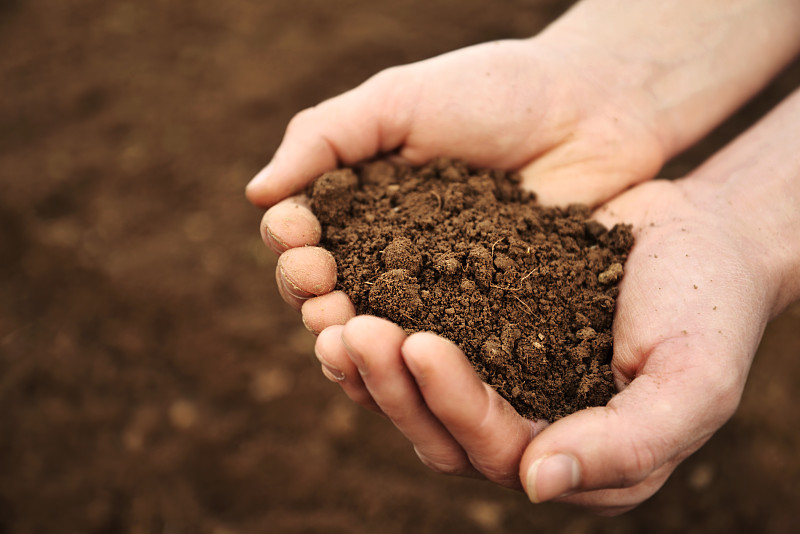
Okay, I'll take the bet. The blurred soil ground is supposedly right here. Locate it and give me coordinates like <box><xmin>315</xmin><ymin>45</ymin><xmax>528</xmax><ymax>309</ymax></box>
<box><xmin>0</xmin><ymin>1</ymin><xmax>798</xmax><ymax>532</ymax></box>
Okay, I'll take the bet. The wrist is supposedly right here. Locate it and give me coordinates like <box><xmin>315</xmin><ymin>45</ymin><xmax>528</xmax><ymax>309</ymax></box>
<box><xmin>708</xmin><ymin>184</ymin><xmax>800</xmax><ymax>319</ymax></box>
<box><xmin>532</xmin><ymin>24</ymin><xmax>672</xmax><ymax>158</ymax></box>
<box><xmin>680</xmin><ymin>90</ymin><xmax>800</xmax><ymax>317</ymax></box>
<box><xmin>538</xmin><ymin>0</ymin><xmax>800</xmax><ymax>158</ymax></box>
<box><xmin>523</xmin><ymin>32</ymin><xmax>671</xmax><ymax>190</ymax></box>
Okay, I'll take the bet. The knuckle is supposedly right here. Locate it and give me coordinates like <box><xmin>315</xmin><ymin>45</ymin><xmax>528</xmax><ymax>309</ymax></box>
<box><xmin>414</xmin><ymin>447</ymin><xmax>469</xmax><ymax>477</ymax></box>
<box><xmin>706</xmin><ymin>366</ymin><xmax>743</xmax><ymax>420</ymax></box>
<box><xmin>625</xmin><ymin>441</ymin><xmax>659</xmax><ymax>486</ymax></box>
<box><xmin>381</xmin><ymin>403</ymin><xmax>418</xmax><ymax>429</ymax></box>
<box><xmin>286</xmin><ymin>107</ymin><xmax>317</xmax><ymax>134</ymax></box>
<box><xmin>603</xmin><ymin>403</ymin><xmax>661</xmax><ymax>487</ymax></box>
<box><xmin>473</xmin><ymin>463</ymin><xmax>518</xmax><ymax>487</ymax></box>
<box><xmin>368</xmin><ymin>65</ymin><xmax>403</xmax><ymax>86</ymax></box>
<box><xmin>610</xmin><ymin>435</ymin><xmax>660</xmax><ymax>488</ymax></box>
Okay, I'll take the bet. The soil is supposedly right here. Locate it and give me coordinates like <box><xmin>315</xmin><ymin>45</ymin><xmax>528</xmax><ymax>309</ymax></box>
<box><xmin>1</xmin><ymin>1</ymin><xmax>800</xmax><ymax>533</ymax></box>
<box><xmin>311</xmin><ymin>159</ymin><xmax>633</xmax><ymax>421</ymax></box>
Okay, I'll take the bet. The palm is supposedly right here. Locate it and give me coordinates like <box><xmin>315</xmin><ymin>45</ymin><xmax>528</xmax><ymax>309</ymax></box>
<box><xmin>598</xmin><ymin>178</ymin><xmax>768</xmax><ymax>389</ymax></box>
<box><xmin>523</xmin><ymin>178</ymin><xmax>771</xmax><ymax>511</ymax></box>
<box><xmin>248</xmin><ymin>36</ymin><xmax>778</xmax><ymax>515</ymax></box>
<box><xmin>306</xmin><ymin>177</ymin><xmax>773</xmax><ymax>514</ymax></box>
<box><xmin>378</xmin><ymin>40</ymin><xmax>663</xmax><ymax>206</ymax></box>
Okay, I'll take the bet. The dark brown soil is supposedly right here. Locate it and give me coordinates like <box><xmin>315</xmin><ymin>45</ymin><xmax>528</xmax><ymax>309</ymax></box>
<box><xmin>311</xmin><ymin>159</ymin><xmax>633</xmax><ymax>420</ymax></box>
<box><xmin>1</xmin><ymin>1</ymin><xmax>800</xmax><ymax>533</ymax></box>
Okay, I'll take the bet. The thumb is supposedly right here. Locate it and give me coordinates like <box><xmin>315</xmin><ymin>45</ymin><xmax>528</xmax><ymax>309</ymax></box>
<box><xmin>245</xmin><ymin>69</ymin><xmax>415</xmax><ymax>208</ymax></box>
<box><xmin>520</xmin><ymin>340</ymin><xmax>743</xmax><ymax>504</ymax></box>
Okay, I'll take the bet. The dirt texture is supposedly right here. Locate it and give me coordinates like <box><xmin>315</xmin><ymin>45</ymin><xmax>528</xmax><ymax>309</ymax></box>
<box><xmin>311</xmin><ymin>159</ymin><xmax>633</xmax><ymax>420</ymax></box>
<box><xmin>1</xmin><ymin>1</ymin><xmax>800</xmax><ymax>533</ymax></box>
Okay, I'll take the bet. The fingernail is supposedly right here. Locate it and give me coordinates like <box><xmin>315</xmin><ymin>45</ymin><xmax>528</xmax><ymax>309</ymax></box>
<box><xmin>314</xmin><ymin>345</ymin><xmax>346</xmax><ymax>381</ymax></box>
<box><xmin>526</xmin><ymin>454</ymin><xmax>580</xmax><ymax>503</ymax></box>
<box><xmin>341</xmin><ymin>337</ymin><xmax>367</xmax><ymax>374</ymax></box>
<box><xmin>320</xmin><ymin>363</ymin><xmax>345</xmax><ymax>382</ymax></box>
<box><xmin>278</xmin><ymin>265</ymin><xmax>314</xmax><ymax>300</ymax></box>
<box><xmin>301</xmin><ymin>312</ymin><xmax>319</xmax><ymax>335</ymax></box>
<box><xmin>247</xmin><ymin>162</ymin><xmax>274</xmax><ymax>191</ymax></box>
<box><xmin>263</xmin><ymin>222</ymin><xmax>289</xmax><ymax>253</ymax></box>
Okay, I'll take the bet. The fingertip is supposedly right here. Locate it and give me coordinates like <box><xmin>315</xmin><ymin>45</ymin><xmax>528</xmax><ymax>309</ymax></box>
<box><xmin>301</xmin><ymin>291</ymin><xmax>356</xmax><ymax>335</ymax></box>
<box><xmin>320</xmin><ymin>363</ymin><xmax>345</xmax><ymax>382</ymax></box>
<box><xmin>524</xmin><ymin>452</ymin><xmax>582</xmax><ymax>503</ymax></box>
<box><xmin>400</xmin><ymin>331</ymin><xmax>461</xmax><ymax>382</ymax></box>
<box><xmin>244</xmin><ymin>137</ymin><xmax>337</xmax><ymax>209</ymax></box>
<box><xmin>342</xmin><ymin>315</ymin><xmax>404</xmax><ymax>341</ymax></box>
<box><xmin>341</xmin><ymin>315</ymin><xmax>407</xmax><ymax>374</ymax></box>
<box><xmin>519</xmin><ymin>406</ymin><xmax>608</xmax><ymax>501</ymax></box>
<box><xmin>315</xmin><ymin>325</ymin><xmax>381</xmax><ymax>413</ymax></box>
<box><xmin>245</xmin><ymin>163</ymin><xmax>275</xmax><ymax>207</ymax></box>
<box><xmin>275</xmin><ymin>246</ymin><xmax>337</xmax><ymax>310</ymax></box>
<box><xmin>315</xmin><ymin>325</ymin><xmax>348</xmax><ymax>381</ymax></box>
<box><xmin>403</xmin><ymin>330</ymin><xmax>451</xmax><ymax>349</ymax></box>
<box><xmin>339</xmin><ymin>317</ymin><xmax>473</xmax><ymax>468</ymax></box>
<box><xmin>278</xmin><ymin>246</ymin><xmax>337</xmax><ymax>294</ymax></box>
<box><xmin>261</xmin><ymin>199</ymin><xmax>322</xmax><ymax>254</ymax></box>
<box><xmin>250</xmin><ymin>90</ymin><xmax>382</xmax><ymax>207</ymax></box>
<box><xmin>316</xmin><ymin>323</ymin><xmax>345</xmax><ymax>349</ymax></box>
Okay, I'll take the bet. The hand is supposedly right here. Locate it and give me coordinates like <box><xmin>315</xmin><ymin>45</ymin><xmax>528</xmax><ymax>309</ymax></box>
<box><xmin>311</xmin><ymin>88</ymin><xmax>800</xmax><ymax>514</ymax></box>
<box><xmin>247</xmin><ymin>36</ymin><xmax>667</xmax><ymax>210</ymax></box>
<box><xmin>247</xmin><ymin>0</ymin><xmax>800</xmax><ymax>208</ymax></box>
<box><xmin>253</xmin><ymin>36</ymin><xmax>669</xmax><ymax>333</ymax></box>
<box><xmin>310</xmin><ymin>178</ymin><xmax>769</xmax><ymax>514</ymax></box>
<box><xmin>246</xmin><ymin>2</ymin><xmax>800</xmax><ymax>514</ymax></box>
<box><xmin>248</xmin><ymin>0</ymin><xmax>800</xmax><ymax>333</ymax></box>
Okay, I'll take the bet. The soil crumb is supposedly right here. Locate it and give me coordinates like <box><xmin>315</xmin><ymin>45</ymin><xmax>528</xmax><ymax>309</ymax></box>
<box><xmin>309</xmin><ymin>158</ymin><xmax>633</xmax><ymax>421</ymax></box>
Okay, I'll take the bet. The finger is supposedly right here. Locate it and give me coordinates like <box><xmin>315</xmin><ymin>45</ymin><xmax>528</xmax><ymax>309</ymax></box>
<box><xmin>401</xmin><ymin>332</ymin><xmax>546</xmax><ymax>488</ymax></box>
<box><xmin>520</xmin><ymin>339</ymin><xmax>741</xmax><ymax>505</ymax></box>
<box><xmin>342</xmin><ymin>316</ymin><xmax>477</xmax><ymax>477</ymax></box>
<box><xmin>315</xmin><ymin>325</ymin><xmax>381</xmax><ymax>413</ymax></box>
<box><xmin>554</xmin><ymin>449</ymin><xmax>699</xmax><ymax>515</ymax></box>
<box><xmin>301</xmin><ymin>291</ymin><xmax>356</xmax><ymax>335</ymax></box>
<box><xmin>260</xmin><ymin>195</ymin><xmax>321</xmax><ymax>254</ymax></box>
<box><xmin>275</xmin><ymin>247</ymin><xmax>337</xmax><ymax>310</ymax></box>
<box><xmin>246</xmin><ymin>69</ymin><xmax>413</xmax><ymax>207</ymax></box>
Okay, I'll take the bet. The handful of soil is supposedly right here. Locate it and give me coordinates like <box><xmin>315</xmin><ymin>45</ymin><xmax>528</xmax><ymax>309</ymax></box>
<box><xmin>308</xmin><ymin>158</ymin><xmax>633</xmax><ymax>421</ymax></box>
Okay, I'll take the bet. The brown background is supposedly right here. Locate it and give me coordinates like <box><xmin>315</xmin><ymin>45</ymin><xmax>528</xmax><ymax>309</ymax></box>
<box><xmin>1</xmin><ymin>1</ymin><xmax>798</xmax><ymax>532</ymax></box>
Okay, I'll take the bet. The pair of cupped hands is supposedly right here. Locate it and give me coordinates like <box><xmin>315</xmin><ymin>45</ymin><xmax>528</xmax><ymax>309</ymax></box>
<box><xmin>246</xmin><ymin>33</ymin><xmax>798</xmax><ymax>514</ymax></box>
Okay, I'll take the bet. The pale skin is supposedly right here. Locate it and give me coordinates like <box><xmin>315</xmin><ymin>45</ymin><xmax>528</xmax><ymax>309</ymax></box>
<box><xmin>246</xmin><ymin>0</ymin><xmax>800</xmax><ymax>514</ymax></box>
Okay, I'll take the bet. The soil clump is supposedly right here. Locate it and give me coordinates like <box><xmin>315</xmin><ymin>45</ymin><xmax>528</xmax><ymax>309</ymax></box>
<box><xmin>309</xmin><ymin>158</ymin><xmax>633</xmax><ymax>421</ymax></box>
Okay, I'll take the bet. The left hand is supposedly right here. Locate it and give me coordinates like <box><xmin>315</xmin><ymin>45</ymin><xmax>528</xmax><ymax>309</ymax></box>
<box><xmin>313</xmin><ymin>173</ymin><xmax>779</xmax><ymax>514</ymax></box>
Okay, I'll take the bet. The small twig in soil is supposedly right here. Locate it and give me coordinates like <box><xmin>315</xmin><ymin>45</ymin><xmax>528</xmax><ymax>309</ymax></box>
<box><xmin>512</xmin><ymin>295</ymin><xmax>533</xmax><ymax>315</ymax></box>
<box><xmin>518</xmin><ymin>269</ymin><xmax>536</xmax><ymax>283</ymax></box>
<box><xmin>490</xmin><ymin>236</ymin><xmax>507</xmax><ymax>259</ymax></box>
<box><xmin>491</xmin><ymin>283</ymin><xmax>521</xmax><ymax>292</ymax></box>
<box><xmin>491</xmin><ymin>269</ymin><xmax>536</xmax><ymax>292</ymax></box>
<box><xmin>430</xmin><ymin>191</ymin><xmax>442</xmax><ymax>212</ymax></box>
